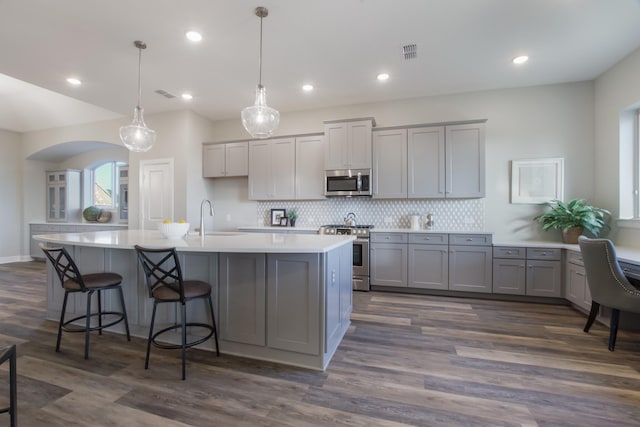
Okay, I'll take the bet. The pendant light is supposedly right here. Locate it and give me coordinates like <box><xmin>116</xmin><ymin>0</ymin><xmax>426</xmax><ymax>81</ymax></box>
<box><xmin>241</xmin><ymin>6</ymin><xmax>279</xmax><ymax>139</ymax></box>
<box><xmin>120</xmin><ymin>40</ymin><xmax>156</xmax><ymax>152</ymax></box>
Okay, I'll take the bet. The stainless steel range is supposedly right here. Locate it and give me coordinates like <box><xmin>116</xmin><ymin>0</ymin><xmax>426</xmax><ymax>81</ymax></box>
<box><xmin>319</xmin><ymin>224</ymin><xmax>373</xmax><ymax>291</ymax></box>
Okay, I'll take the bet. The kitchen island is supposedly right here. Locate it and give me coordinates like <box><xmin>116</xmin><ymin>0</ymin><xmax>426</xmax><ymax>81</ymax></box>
<box><xmin>34</xmin><ymin>230</ymin><xmax>354</xmax><ymax>371</ymax></box>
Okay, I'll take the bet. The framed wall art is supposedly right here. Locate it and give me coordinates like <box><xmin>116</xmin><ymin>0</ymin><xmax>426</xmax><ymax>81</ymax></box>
<box><xmin>511</xmin><ymin>157</ymin><xmax>564</xmax><ymax>204</ymax></box>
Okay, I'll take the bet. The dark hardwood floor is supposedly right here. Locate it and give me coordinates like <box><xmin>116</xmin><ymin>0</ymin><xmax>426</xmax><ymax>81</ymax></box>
<box><xmin>1</xmin><ymin>261</ymin><xmax>640</xmax><ymax>426</ymax></box>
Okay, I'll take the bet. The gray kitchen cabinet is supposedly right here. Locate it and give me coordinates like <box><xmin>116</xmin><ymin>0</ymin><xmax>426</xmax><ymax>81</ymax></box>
<box><xmin>445</xmin><ymin>123</ymin><xmax>485</xmax><ymax>198</ymax></box>
<box><xmin>248</xmin><ymin>137</ymin><xmax>296</xmax><ymax>200</ymax></box>
<box><xmin>372</xmin><ymin>128</ymin><xmax>407</xmax><ymax>198</ymax></box>
<box><xmin>370</xmin><ymin>233</ymin><xmax>408</xmax><ymax>287</ymax></box>
<box><xmin>203</xmin><ymin>141</ymin><xmax>248</xmax><ymax>178</ymax></box>
<box><xmin>46</xmin><ymin>170</ymin><xmax>81</xmax><ymax>222</ymax></box>
<box><xmin>449</xmin><ymin>244</ymin><xmax>493</xmax><ymax>293</ymax></box>
<box><xmin>408</xmin><ymin>126</ymin><xmax>446</xmax><ymax>198</ymax></box>
<box><xmin>492</xmin><ymin>246</ymin><xmax>526</xmax><ymax>295</ymax></box>
<box><xmin>295</xmin><ymin>134</ymin><xmax>326</xmax><ymax>200</ymax></box>
<box><xmin>408</xmin><ymin>234</ymin><xmax>448</xmax><ymax>290</ymax></box>
<box><xmin>371</xmin><ymin>121</ymin><xmax>485</xmax><ymax>200</ymax></box>
<box><xmin>325</xmin><ymin>241</ymin><xmax>353</xmax><ymax>351</ymax></box>
<box><xmin>267</xmin><ymin>253</ymin><xmax>320</xmax><ymax>355</ymax></box>
<box><xmin>565</xmin><ymin>250</ymin><xmax>591</xmax><ymax>312</ymax></box>
<box><xmin>525</xmin><ymin>248</ymin><xmax>562</xmax><ymax>297</ymax></box>
<box><xmin>324</xmin><ymin>118</ymin><xmax>373</xmax><ymax>170</ymax></box>
<box><xmin>219</xmin><ymin>253</ymin><xmax>266</xmax><ymax>346</ymax></box>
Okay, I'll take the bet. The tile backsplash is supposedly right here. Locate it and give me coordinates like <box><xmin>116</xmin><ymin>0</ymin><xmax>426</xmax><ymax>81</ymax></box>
<box><xmin>257</xmin><ymin>198</ymin><xmax>484</xmax><ymax>230</ymax></box>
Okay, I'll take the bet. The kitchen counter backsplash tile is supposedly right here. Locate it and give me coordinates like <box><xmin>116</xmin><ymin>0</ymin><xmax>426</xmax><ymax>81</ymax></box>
<box><xmin>257</xmin><ymin>199</ymin><xmax>483</xmax><ymax>230</ymax></box>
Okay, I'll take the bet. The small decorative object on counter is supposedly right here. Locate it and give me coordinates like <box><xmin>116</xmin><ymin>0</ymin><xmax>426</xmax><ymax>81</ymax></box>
<box><xmin>96</xmin><ymin>210</ymin><xmax>112</xmax><ymax>223</ymax></box>
<box><xmin>410</xmin><ymin>215</ymin><xmax>420</xmax><ymax>230</ymax></box>
<box><xmin>287</xmin><ymin>209</ymin><xmax>297</xmax><ymax>227</ymax></box>
<box><xmin>424</xmin><ymin>213</ymin><xmax>434</xmax><ymax>229</ymax></box>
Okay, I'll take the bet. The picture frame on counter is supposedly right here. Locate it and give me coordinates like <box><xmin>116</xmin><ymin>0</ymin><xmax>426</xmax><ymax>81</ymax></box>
<box><xmin>511</xmin><ymin>157</ymin><xmax>564</xmax><ymax>204</ymax></box>
<box><xmin>279</xmin><ymin>217</ymin><xmax>289</xmax><ymax>227</ymax></box>
<box><xmin>270</xmin><ymin>209</ymin><xmax>286</xmax><ymax>226</ymax></box>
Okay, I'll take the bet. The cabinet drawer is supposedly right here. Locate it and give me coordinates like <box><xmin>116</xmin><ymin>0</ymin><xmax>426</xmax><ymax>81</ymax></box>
<box><xmin>449</xmin><ymin>234</ymin><xmax>492</xmax><ymax>246</ymax></box>
<box><xmin>566</xmin><ymin>250</ymin><xmax>584</xmax><ymax>266</ymax></box>
<box><xmin>526</xmin><ymin>248</ymin><xmax>561</xmax><ymax>261</ymax></box>
<box><xmin>30</xmin><ymin>224</ymin><xmax>60</xmax><ymax>232</ymax></box>
<box><xmin>371</xmin><ymin>233</ymin><xmax>407</xmax><ymax>244</ymax></box>
<box><xmin>493</xmin><ymin>246</ymin><xmax>525</xmax><ymax>259</ymax></box>
<box><xmin>408</xmin><ymin>233</ymin><xmax>448</xmax><ymax>245</ymax></box>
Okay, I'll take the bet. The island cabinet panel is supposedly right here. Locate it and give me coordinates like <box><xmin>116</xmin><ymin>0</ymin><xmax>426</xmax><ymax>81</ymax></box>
<box><xmin>219</xmin><ymin>253</ymin><xmax>266</xmax><ymax>346</ymax></box>
<box><xmin>267</xmin><ymin>253</ymin><xmax>321</xmax><ymax>355</ymax></box>
<box><xmin>325</xmin><ymin>242</ymin><xmax>353</xmax><ymax>352</ymax></box>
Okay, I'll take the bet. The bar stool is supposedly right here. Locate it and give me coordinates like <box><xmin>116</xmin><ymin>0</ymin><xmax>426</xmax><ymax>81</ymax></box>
<box><xmin>40</xmin><ymin>244</ymin><xmax>131</xmax><ymax>359</ymax></box>
<box><xmin>134</xmin><ymin>245</ymin><xmax>219</xmax><ymax>380</ymax></box>
<box><xmin>0</xmin><ymin>344</ymin><xmax>17</xmax><ymax>427</ymax></box>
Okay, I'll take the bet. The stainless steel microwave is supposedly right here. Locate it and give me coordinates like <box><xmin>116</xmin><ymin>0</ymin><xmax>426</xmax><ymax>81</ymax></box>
<box><xmin>324</xmin><ymin>169</ymin><xmax>372</xmax><ymax>197</ymax></box>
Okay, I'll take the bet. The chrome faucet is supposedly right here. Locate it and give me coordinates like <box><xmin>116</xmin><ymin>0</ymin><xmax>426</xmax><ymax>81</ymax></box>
<box><xmin>200</xmin><ymin>199</ymin><xmax>214</xmax><ymax>236</ymax></box>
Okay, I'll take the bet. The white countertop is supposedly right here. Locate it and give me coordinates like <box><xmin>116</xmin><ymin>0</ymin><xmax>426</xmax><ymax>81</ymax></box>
<box><xmin>33</xmin><ymin>229</ymin><xmax>355</xmax><ymax>253</ymax></box>
<box><xmin>371</xmin><ymin>228</ymin><xmax>493</xmax><ymax>234</ymax></box>
<box><xmin>31</xmin><ymin>222</ymin><xmax>128</xmax><ymax>227</ymax></box>
<box><xmin>238</xmin><ymin>225</ymin><xmax>320</xmax><ymax>233</ymax></box>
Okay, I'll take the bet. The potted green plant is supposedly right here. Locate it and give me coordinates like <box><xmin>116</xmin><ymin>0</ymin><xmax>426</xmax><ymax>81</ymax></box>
<box><xmin>287</xmin><ymin>209</ymin><xmax>298</xmax><ymax>227</ymax></box>
<box><xmin>533</xmin><ymin>199</ymin><xmax>610</xmax><ymax>243</ymax></box>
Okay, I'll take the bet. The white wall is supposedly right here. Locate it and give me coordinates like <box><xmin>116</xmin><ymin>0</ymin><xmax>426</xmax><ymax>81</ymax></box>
<box><xmin>0</xmin><ymin>129</ymin><xmax>24</xmax><ymax>261</ymax></box>
<box><xmin>594</xmin><ymin>47</ymin><xmax>640</xmax><ymax>246</ymax></box>
<box><xmin>205</xmin><ymin>81</ymin><xmax>596</xmax><ymax>241</ymax></box>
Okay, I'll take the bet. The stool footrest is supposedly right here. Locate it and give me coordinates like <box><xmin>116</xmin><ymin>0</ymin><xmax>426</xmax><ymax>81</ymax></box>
<box><xmin>62</xmin><ymin>311</ymin><xmax>127</xmax><ymax>333</ymax></box>
<box><xmin>151</xmin><ymin>322</ymin><xmax>215</xmax><ymax>350</ymax></box>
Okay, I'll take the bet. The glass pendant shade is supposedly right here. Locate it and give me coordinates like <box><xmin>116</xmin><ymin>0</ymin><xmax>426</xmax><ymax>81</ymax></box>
<box><xmin>241</xmin><ymin>85</ymin><xmax>280</xmax><ymax>139</ymax></box>
<box><xmin>119</xmin><ymin>106</ymin><xmax>156</xmax><ymax>152</ymax></box>
<box><xmin>120</xmin><ymin>40</ymin><xmax>155</xmax><ymax>152</ymax></box>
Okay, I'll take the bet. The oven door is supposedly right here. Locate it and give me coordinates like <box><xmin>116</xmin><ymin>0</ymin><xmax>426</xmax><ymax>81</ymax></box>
<box><xmin>352</xmin><ymin>238</ymin><xmax>369</xmax><ymax>278</ymax></box>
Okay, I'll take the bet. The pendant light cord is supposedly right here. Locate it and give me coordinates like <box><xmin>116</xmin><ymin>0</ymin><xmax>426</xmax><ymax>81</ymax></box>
<box><xmin>258</xmin><ymin>13</ymin><xmax>263</xmax><ymax>87</ymax></box>
<box><xmin>137</xmin><ymin>45</ymin><xmax>143</xmax><ymax>109</ymax></box>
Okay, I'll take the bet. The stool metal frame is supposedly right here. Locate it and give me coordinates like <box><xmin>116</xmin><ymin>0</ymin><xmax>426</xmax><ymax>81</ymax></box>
<box><xmin>135</xmin><ymin>245</ymin><xmax>219</xmax><ymax>380</ymax></box>
<box><xmin>40</xmin><ymin>244</ymin><xmax>131</xmax><ymax>359</ymax></box>
<box><xmin>0</xmin><ymin>344</ymin><xmax>17</xmax><ymax>427</ymax></box>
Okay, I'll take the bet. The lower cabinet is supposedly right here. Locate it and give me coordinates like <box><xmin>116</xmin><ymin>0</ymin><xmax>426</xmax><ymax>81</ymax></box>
<box><xmin>370</xmin><ymin>233</ymin><xmax>408</xmax><ymax>287</ymax></box>
<box><xmin>371</xmin><ymin>232</ymin><xmax>492</xmax><ymax>293</ymax></box>
<box><xmin>449</xmin><ymin>245</ymin><xmax>493</xmax><ymax>293</ymax></box>
<box><xmin>408</xmin><ymin>234</ymin><xmax>448</xmax><ymax>290</ymax></box>
<box><xmin>493</xmin><ymin>246</ymin><xmax>562</xmax><ymax>297</ymax></box>
<box><xmin>565</xmin><ymin>250</ymin><xmax>591</xmax><ymax>311</ymax></box>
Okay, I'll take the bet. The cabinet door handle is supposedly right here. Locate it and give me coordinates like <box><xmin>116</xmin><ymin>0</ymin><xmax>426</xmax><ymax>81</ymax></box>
<box><xmin>506</xmin><ymin>251</ymin><xmax>512</xmax><ymax>255</ymax></box>
<box><xmin>540</xmin><ymin>252</ymin><xmax>547</xmax><ymax>256</ymax></box>
<box><xmin>466</xmin><ymin>238</ymin><xmax>473</xmax><ymax>242</ymax></box>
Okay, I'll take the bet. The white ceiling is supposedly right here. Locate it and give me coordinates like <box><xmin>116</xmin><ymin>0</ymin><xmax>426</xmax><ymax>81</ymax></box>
<box><xmin>2</xmin><ymin>0</ymin><xmax>640</xmax><ymax>133</ymax></box>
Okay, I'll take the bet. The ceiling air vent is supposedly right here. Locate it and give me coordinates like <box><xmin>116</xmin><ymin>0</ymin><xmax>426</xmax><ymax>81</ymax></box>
<box><xmin>155</xmin><ymin>89</ymin><xmax>176</xmax><ymax>99</ymax></box>
<box><xmin>402</xmin><ymin>44</ymin><xmax>417</xmax><ymax>60</ymax></box>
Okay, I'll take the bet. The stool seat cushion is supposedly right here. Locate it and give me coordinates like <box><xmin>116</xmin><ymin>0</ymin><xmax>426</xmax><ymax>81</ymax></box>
<box><xmin>63</xmin><ymin>272</ymin><xmax>123</xmax><ymax>291</ymax></box>
<box><xmin>153</xmin><ymin>280</ymin><xmax>211</xmax><ymax>301</ymax></box>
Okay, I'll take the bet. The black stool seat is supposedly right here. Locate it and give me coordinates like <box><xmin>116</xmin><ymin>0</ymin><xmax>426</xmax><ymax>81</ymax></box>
<box><xmin>135</xmin><ymin>245</ymin><xmax>219</xmax><ymax>380</ymax></box>
<box><xmin>40</xmin><ymin>244</ymin><xmax>131</xmax><ymax>359</ymax></box>
<box><xmin>0</xmin><ymin>344</ymin><xmax>17</xmax><ymax>427</ymax></box>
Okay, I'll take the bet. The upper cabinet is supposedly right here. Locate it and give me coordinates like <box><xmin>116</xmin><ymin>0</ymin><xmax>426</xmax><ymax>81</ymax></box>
<box><xmin>295</xmin><ymin>135</ymin><xmax>326</xmax><ymax>200</ymax></box>
<box><xmin>46</xmin><ymin>170</ymin><xmax>81</xmax><ymax>222</ymax></box>
<box><xmin>248</xmin><ymin>138</ymin><xmax>296</xmax><ymax>200</ymax></box>
<box><xmin>372</xmin><ymin>121</ymin><xmax>486</xmax><ymax>199</ymax></box>
<box><xmin>203</xmin><ymin>141</ymin><xmax>249</xmax><ymax>178</ymax></box>
<box><xmin>324</xmin><ymin>118</ymin><xmax>374</xmax><ymax>170</ymax></box>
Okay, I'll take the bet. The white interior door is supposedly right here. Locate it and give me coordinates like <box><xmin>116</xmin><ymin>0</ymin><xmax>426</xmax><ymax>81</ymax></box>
<box><xmin>140</xmin><ymin>158</ymin><xmax>174</xmax><ymax>230</ymax></box>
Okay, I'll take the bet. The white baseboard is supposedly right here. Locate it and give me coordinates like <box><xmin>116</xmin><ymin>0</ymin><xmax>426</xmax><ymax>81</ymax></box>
<box><xmin>0</xmin><ymin>255</ymin><xmax>35</xmax><ymax>264</ymax></box>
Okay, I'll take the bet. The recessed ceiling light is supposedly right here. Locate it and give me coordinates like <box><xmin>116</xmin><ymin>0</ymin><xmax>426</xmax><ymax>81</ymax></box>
<box><xmin>66</xmin><ymin>77</ymin><xmax>82</xmax><ymax>86</ymax></box>
<box><xmin>512</xmin><ymin>55</ymin><xmax>529</xmax><ymax>65</ymax></box>
<box><xmin>185</xmin><ymin>31</ymin><xmax>203</xmax><ymax>42</ymax></box>
<box><xmin>181</xmin><ymin>93</ymin><xmax>193</xmax><ymax>100</ymax></box>
<box><xmin>302</xmin><ymin>84</ymin><xmax>314</xmax><ymax>92</ymax></box>
<box><xmin>377</xmin><ymin>73</ymin><xmax>390</xmax><ymax>81</ymax></box>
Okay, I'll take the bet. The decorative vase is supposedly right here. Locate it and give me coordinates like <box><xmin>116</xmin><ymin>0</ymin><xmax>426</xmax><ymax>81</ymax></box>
<box><xmin>562</xmin><ymin>226</ymin><xmax>584</xmax><ymax>244</ymax></box>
